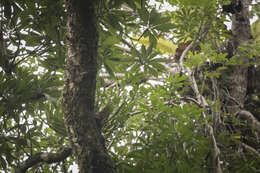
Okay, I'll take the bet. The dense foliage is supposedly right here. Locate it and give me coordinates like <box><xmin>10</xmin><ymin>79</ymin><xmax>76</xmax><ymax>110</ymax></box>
<box><xmin>0</xmin><ymin>0</ymin><xmax>260</xmax><ymax>172</ymax></box>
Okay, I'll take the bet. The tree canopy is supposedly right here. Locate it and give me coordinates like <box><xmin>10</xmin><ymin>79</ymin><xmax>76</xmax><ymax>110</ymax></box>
<box><xmin>0</xmin><ymin>0</ymin><xmax>260</xmax><ymax>172</ymax></box>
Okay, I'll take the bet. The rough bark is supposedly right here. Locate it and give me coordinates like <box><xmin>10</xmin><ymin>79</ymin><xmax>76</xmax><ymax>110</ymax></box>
<box><xmin>222</xmin><ymin>0</ymin><xmax>260</xmax><ymax>168</ymax></box>
<box><xmin>14</xmin><ymin>147</ymin><xmax>72</xmax><ymax>173</ymax></box>
<box><xmin>62</xmin><ymin>1</ymin><xmax>115</xmax><ymax>173</ymax></box>
<box><xmin>226</xmin><ymin>0</ymin><xmax>251</xmax><ymax>114</ymax></box>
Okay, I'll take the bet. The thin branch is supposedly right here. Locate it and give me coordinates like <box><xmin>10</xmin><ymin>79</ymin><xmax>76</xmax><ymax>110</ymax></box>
<box><xmin>137</xmin><ymin>28</ymin><xmax>149</xmax><ymax>41</ymax></box>
<box><xmin>14</xmin><ymin>147</ymin><xmax>72</xmax><ymax>173</ymax></box>
<box><xmin>129</xmin><ymin>111</ymin><xmax>143</xmax><ymax>116</ymax></box>
<box><xmin>179</xmin><ymin>96</ymin><xmax>203</xmax><ymax>108</ymax></box>
<box><xmin>179</xmin><ymin>41</ymin><xmax>208</xmax><ymax>108</ymax></box>
<box><xmin>179</xmin><ymin>41</ymin><xmax>194</xmax><ymax>69</ymax></box>
<box><xmin>236</xmin><ymin>110</ymin><xmax>260</xmax><ymax>133</ymax></box>
<box><xmin>178</xmin><ymin>26</ymin><xmax>209</xmax><ymax>108</ymax></box>
<box><xmin>178</xmin><ymin>26</ymin><xmax>223</xmax><ymax>173</ymax></box>
<box><xmin>120</xmin><ymin>38</ymin><xmax>135</xmax><ymax>50</ymax></box>
<box><xmin>224</xmin><ymin>89</ymin><xmax>243</xmax><ymax>109</ymax></box>
<box><xmin>241</xmin><ymin>142</ymin><xmax>260</xmax><ymax>158</ymax></box>
<box><xmin>207</xmin><ymin>125</ymin><xmax>223</xmax><ymax>173</ymax></box>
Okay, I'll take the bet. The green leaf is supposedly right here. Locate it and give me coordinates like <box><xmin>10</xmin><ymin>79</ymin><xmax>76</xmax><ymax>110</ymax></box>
<box><xmin>251</xmin><ymin>19</ymin><xmax>260</xmax><ymax>41</ymax></box>
<box><xmin>155</xmin><ymin>23</ymin><xmax>176</xmax><ymax>32</ymax></box>
<box><xmin>138</xmin><ymin>8</ymin><xmax>149</xmax><ymax>25</ymax></box>
<box><xmin>149</xmin><ymin>8</ymin><xmax>161</xmax><ymax>25</ymax></box>
<box><xmin>0</xmin><ymin>156</ymin><xmax>7</xmax><ymax>170</ymax></box>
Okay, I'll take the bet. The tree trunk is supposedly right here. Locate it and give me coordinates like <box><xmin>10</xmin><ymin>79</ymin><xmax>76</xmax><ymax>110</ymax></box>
<box><xmin>226</xmin><ymin>0</ymin><xmax>251</xmax><ymax>114</ymax></box>
<box><xmin>62</xmin><ymin>1</ymin><xmax>115</xmax><ymax>172</ymax></box>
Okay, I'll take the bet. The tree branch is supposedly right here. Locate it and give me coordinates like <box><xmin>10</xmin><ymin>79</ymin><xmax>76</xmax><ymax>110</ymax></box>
<box><xmin>178</xmin><ymin>28</ymin><xmax>209</xmax><ymax>108</ymax></box>
<box><xmin>14</xmin><ymin>147</ymin><xmax>72</xmax><ymax>173</ymax></box>
<box><xmin>241</xmin><ymin>142</ymin><xmax>260</xmax><ymax>158</ymax></box>
<box><xmin>178</xmin><ymin>27</ymin><xmax>223</xmax><ymax>173</ymax></box>
<box><xmin>180</xmin><ymin>96</ymin><xmax>204</xmax><ymax>108</ymax></box>
<box><xmin>207</xmin><ymin>125</ymin><xmax>223</xmax><ymax>173</ymax></box>
<box><xmin>236</xmin><ymin>110</ymin><xmax>260</xmax><ymax>133</ymax></box>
